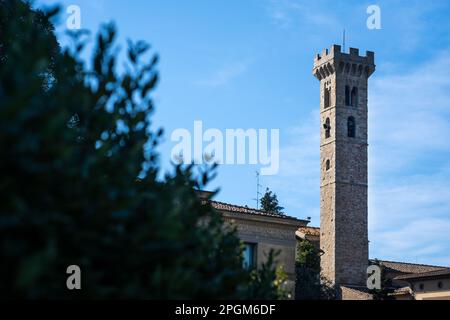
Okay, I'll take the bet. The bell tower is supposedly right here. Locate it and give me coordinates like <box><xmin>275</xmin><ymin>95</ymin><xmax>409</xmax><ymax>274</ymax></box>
<box><xmin>313</xmin><ymin>45</ymin><xmax>375</xmax><ymax>288</ymax></box>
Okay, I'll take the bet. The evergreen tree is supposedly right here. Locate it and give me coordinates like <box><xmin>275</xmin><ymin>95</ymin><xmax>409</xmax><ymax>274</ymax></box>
<box><xmin>295</xmin><ymin>240</ymin><xmax>336</xmax><ymax>300</ymax></box>
<box><xmin>260</xmin><ymin>188</ymin><xmax>284</xmax><ymax>215</ymax></box>
<box><xmin>0</xmin><ymin>0</ymin><xmax>284</xmax><ymax>299</ymax></box>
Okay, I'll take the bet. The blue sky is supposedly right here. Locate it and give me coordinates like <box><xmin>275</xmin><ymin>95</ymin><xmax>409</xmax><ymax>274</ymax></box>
<box><xmin>37</xmin><ymin>0</ymin><xmax>450</xmax><ymax>266</ymax></box>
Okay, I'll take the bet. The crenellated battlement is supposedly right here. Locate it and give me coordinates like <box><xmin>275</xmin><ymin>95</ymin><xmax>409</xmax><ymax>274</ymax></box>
<box><xmin>314</xmin><ymin>44</ymin><xmax>374</xmax><ymax>65</ymax></box>
<box><xmin>313</xmin><ymin>45</ymin><xmax>375</xmax><ymax>80</ymax></box>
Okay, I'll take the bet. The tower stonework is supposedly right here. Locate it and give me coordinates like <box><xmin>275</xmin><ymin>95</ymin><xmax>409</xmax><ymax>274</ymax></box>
<box><xmin>313</xmin><ymin>45</ymin><xmax>375</xmax><ymax>288</ymax></box>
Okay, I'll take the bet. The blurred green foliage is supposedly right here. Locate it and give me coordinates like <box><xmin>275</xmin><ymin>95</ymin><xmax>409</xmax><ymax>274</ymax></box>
<box><xmin>0</xmin><ymin>0</ymin><xmax>285</xmax><ymax>299</ymax></box>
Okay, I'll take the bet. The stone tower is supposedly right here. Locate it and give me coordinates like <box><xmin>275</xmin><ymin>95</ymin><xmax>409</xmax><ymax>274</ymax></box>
<box><xmin>312</xmin><ymin>45</ymin><xmax>375</xmax><ymax>288</ymax></box>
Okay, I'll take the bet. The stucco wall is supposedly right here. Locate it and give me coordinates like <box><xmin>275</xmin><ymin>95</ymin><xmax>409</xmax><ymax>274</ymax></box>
<box><xmin>411</xmin><ymin>278</ymin><xmax>450</xmax><ymax>300</ymax></box>
<box><xmin>222</xmin><ymin>212</ymin><xmax>305</xmax><ymax>298</ymax></box>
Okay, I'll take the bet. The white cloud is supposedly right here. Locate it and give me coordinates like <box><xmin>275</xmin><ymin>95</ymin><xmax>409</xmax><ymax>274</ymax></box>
<box><xmin>369</xmin><ymin>172</ymin><xmax>450</xmax><ymax>231</ymax></box>
<box><xmin>380</xmin><ymin>0</ymin><xmax>450</xmax><ymax>53</ymax></box>
<box><xmin>370</xmin><ymin>53</ymin><xmax>450</xmax><ymax>165</ymax></box>
<box><xmin>367</xmin><ymin>51</ymin><xmax>450</xmax><ymax>265</ymax></box>
<box><xmin>195</xmin><ymin>61</ymin><xmax>250</xmax><ymax>87</ymax></box>
<box><xmin>88</xmin><ymin>0</ymin><xmax>106</xmax><ymax>12</ymax></box>
<box><xmin>265</xmin><ymin>0</ymin><xmax>341</xmax><ymax>30</ymax></box>
<box><xmin>265</xmin><ymin>110</ymin><xmax>320</xmax><ymax>221</ymax></box>
<box><xmin>371</xmin><ymin>218</ymin><xmax>450</xmax><ymax>266</ymax></box>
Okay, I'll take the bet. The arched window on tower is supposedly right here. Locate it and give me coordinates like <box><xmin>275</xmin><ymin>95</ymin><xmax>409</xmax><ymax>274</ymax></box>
<box><xmin>348</xmin><ymin>116</ymin><xmax>356</xmax><ymax>138</ymax></box>
<box><xmin>324</xmin><ymin>118</ymin><xmax>331</xmax><ymax>139</ymax></box>
<box><xmin>345</xmin><ymin>86</ymin><xmax>351</xmax><ymax>106</ymax></box>
<box><xmin>351</xmin><ymin>87</ymin><xmax>358</xmax><ymax>107</ymax></box>
<box><xmin>324</xmin><ymin>86</ymin><xmax>330</xmax><ymax>108</ymax></box>
<box><xmin>326</xmin><ymin>159</ymin><xmax>331</xmax><ymax>171</ymax></box>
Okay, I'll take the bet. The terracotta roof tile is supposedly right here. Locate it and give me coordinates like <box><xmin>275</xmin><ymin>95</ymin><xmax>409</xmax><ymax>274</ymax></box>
<box><xmin>340</xmin><ymin>286</ymin><xmax>373</xmax><ymax>300</ymax></box>
<box><xmin>394</xmin><ymin>268</ymin><xmax>450</xmax><ymax>281</ymax></box>
<box><xmin>210</xmin><ymin>201</ymin><xmax>306</xmax><ymax>222</ymax></box>
<box><xmin>373</xmin><ymin>260</ymin><xmax>449</xmax><ymax>274</ymax></box>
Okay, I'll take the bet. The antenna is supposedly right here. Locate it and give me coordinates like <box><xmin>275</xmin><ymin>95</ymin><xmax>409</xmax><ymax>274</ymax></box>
<box><xmin>343</xmin><ymin>29</ymin><xmax>346</xmax><ymax>52</ymax></box>
<box><xmin>253</xmin><ymin>171</ymin><xmax>262</xmax><ymax>210</ymax></box>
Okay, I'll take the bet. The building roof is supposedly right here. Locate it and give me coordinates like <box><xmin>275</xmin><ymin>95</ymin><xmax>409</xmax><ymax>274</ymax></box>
<box><xmin>195</xmin><ymin>190</ymin><xmax>308</xmax><ymax>224</ymax></box>
<box><xmin>297</xmin><ymin>226</ymin><xmax>320</xmax><ymax>237</ymax></box>
<box><xmin>394</xmin><ymin>268</ymin><xmax>450</xmax><ymax>281</ymax></box>
<box><xmin>373</xmin><ymin>260</ymin><xmax>450</xmax><ymax>275</ymax></box>
<box><xmin>340</xmin><ymin>285</ymin><xmax>373</xmax><ymax>300</ymax></box>
<box><xmin>211</xmin><ymin>201</ymin><xmax>307</xmax><ymax>223</ymax></box>
<box><xmin>390</xmin><ymin>286</ymin><xmax>412</xmax><ymax>296</ymax></box>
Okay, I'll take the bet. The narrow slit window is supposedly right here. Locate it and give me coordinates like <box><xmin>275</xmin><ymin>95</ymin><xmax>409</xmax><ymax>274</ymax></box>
<box><xmin>324</xmin><ymin>118</ymin><xmax>331</xmax><ymax>139</ymax></box>
<box><xmin>348</xmin><ymin>116</ymin><xmax>356</xmax><ymax>138</ymax></box>
<box><xmin>345</xmin><ymin>86</ymin><xmax>351</xmax><ymax>106</ymax></box>
<box><xmin>324</xmin><ymin>86</ymin><xmax>330</xmax><ymax>108</ymax></box>
<box><xmin>351</xmin><ymin>87</ymin><xmax>358</xmax><ymax>107</ymax></box>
